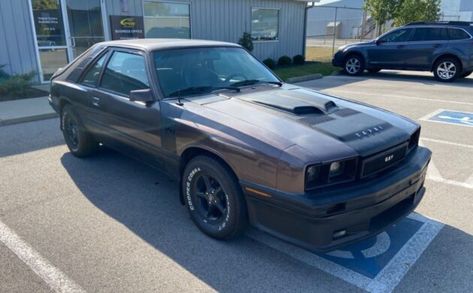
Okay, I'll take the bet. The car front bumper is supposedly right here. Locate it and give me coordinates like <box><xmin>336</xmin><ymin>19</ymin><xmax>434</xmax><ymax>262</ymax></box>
<box><xmin>242</xmin><ymin>146</ymin><xmax>431</xmax><ymax>252</ymax></box>
<box><xmin>332</xmin><ymin>51</ymin><xmax>345</xmax><ymax>67</ymax></box>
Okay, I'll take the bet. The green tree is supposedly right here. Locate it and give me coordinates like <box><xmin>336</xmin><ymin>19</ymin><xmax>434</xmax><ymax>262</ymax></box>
<box><xmin>393</xmin><ymin>0</ymin><xmax>441</xmax><ymax>26</ymax></box>
<box><xmin>364</xmin><ymin>0</ymin><xmax>399</xmax><ymax>35</ymax></box>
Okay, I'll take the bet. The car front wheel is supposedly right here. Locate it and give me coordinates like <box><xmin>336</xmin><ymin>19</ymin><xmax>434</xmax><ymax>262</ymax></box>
<box><xmin>61</xmin><ymin>105</ymin><xmax>98</xmax><ymax>157</ymax></box>
<box><xmin>344</xmin><ymin>55</ymin><xmax>365</xmax><ymax>76</ymax></box>
<box><xmin>434</xmin><ymin>58</ymin><xmax>461</xmax><ymax>82</ymax></box>
<box><xmin>182</xmin><ymin>156</ymin><xmax>248</xmax><ymax>240</ymax></box>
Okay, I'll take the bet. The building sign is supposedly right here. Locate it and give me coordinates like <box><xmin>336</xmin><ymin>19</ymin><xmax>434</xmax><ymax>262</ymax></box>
<box><xmin>33</xmin><ymin>8</ymin><xmax>66</xmax><ymax>46</ymax></box>
<box><xmin>110</xmin><ymin>15</ymin><xmax>144</xmax><ymax>40</ymax></box>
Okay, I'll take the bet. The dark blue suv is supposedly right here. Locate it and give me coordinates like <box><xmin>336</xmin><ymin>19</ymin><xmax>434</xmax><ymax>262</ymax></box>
<box><xmin>332</xmin><ymin>21</ymin><xmax>473</xmax><ymax>82</ymax></box>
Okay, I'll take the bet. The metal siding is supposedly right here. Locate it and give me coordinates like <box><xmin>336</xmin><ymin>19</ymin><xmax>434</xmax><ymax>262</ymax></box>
<box><xmin>188</xmin><ymin>0</ymin><xmax>305</xmax><ymax>60</ymax></box>
<box><xmin>0</xmin><ymin>0</ymin><xmax>38</xmax><ymax>79</ymax></box>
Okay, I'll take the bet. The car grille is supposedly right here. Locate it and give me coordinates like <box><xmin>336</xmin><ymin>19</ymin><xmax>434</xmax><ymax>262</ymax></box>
<box><xmin>361</xmin><ymin>143</ymin><xmax>408</xmax><ymax>178</ymax></box>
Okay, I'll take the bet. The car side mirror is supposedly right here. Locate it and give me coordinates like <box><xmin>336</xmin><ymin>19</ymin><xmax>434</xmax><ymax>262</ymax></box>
<box><xmin>375</xmin><ymin>39</ymin><xmax>384</xmax><ymax>45</ymax></box>
<box><xmin>129</xmin><ymin>89</ymin><xmax>154</xmax><ymax>103</ymax></box>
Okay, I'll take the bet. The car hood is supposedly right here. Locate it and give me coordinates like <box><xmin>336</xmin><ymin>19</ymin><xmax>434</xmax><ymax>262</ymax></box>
<box><xmin>182</xmin><ymin>85</ymin><xmax>417</xmax><ymax>161</ymax></box>
<box><xmin>340</xmin><ymin>40</ymin><xmax>375</xmax><ymax>50</ymax></box>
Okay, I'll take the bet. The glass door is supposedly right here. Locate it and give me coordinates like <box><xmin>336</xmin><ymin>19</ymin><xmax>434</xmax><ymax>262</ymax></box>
<box><xmin>31</xmin><ymin>0</ymin><xmax>69</xmax><ymax>81</ymax></box>
<box><xmin>65</xmin><ymin>0</ymin><xmax>105</xmax><ymax>58</ymax></box>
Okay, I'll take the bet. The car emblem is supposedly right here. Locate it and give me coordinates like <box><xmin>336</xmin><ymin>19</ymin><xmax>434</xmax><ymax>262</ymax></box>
<box><xmin>385</xmin><ymin>154</ymin><xmax>394</xmax><ymax>163</ymax></box>
<box><xmin>355</xmin><ymin>125</ymin><xmax>384</xmax><ymax>139</ymax></box>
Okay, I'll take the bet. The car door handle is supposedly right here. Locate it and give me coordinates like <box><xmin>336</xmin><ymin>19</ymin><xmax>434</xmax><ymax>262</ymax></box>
<box><xmin>433</xmin><ymin>44</ymin><xmax>442</xmax><ymax>48</ymax></box>
<box><xmin>397</xmin><ymin>45</ymin><xmax>406</xmax><ymax>49</ymax></box>
<box><xmin>92</xmin><ymin>97</ymin><xmax>100</xmax><ymax>107</ymax></box>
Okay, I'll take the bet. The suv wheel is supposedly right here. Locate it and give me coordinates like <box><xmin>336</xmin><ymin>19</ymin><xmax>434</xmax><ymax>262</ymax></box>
<box><xmin>182</xmin><ymin>156</ymin><xmax>248</xmax><ymax>240</ymax></box>
<box><xmin>434</xmin><ymin>58</ymin><xmax>461</xmax><ymax>82</ymax></box>
<box><xmin>344</xmin><ymin>55</ymin><xmax>364</xmax><ymax>76</ymax></box>
<box><xmin>62</xmin><ymin>105</ymin><xmax>98</xmax><ymax>157</ymax></box>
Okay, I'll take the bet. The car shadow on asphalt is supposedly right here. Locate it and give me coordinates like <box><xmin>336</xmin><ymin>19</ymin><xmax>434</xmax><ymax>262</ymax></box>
<box><xmin>307</xmin><ymin>71</ymin><xmax>473</xmax><ymax>91</ymax></box>
<box><xmin>60</xmin><ymin>149</ymin><xmax>358</xmax><ymax>292</ymax></box>
<box><xmin>60</xmin><ymin>149</ymin><xmax>473</xmax><ymax>292</ymax></box>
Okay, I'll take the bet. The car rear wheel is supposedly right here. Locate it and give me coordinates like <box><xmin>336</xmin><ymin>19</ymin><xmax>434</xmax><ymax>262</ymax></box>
<box><xmin>182</xmin><ymin>156</ymin><xmax>248</xmax><ymax>240</ymax></box>
<box><xmin>461</xmin><ymin>71</ymin><xmax>472</xmax><ymax>78</ymax></box>
<box><xmin>433</xmin><ymin>57</ymin><xmax>461</xmax><ymax>82</ymax></box>
<box><xmin>62</xmin><ymin>105</ymin><xmax>98</xmax><ymax>157</ymax></box>
<box><xmin>344</xmin><ymin>55</ymin><xmax>365</xmax><ymax>76</ymax></box>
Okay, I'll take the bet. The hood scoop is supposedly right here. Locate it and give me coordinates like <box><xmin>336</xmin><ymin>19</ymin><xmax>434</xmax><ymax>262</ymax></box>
<box><xmin>240</xmin><ymin>88</ymin><xmax>338</xmax><ymax>115</ymax></box>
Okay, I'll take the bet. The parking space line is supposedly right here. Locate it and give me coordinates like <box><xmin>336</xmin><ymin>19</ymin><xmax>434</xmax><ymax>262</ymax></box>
<box><xmin>247</xmin><ymin>213</ymin><xmax>443</xmax><ymax>293</ymax></box>
<box><xmin>421</xmin><ymin>137</ymin><xmax>473</xmax><ymax>150</ymax></box>
<box><xmin>323</xmin><ymin>89</ymin><xmax>473</xmax><ymax>107</ymax></box>
<box><xmin>0</xmin><ymin>220</ymin><xmax>85</xmax><ymax>293</ymax></box>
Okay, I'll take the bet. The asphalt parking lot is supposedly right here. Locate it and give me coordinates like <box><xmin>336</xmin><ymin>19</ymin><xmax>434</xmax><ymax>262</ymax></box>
<box><xmin>1</xmin><ymin>71</ymin><xmax>472</xmax><ymax>293</ymax></box>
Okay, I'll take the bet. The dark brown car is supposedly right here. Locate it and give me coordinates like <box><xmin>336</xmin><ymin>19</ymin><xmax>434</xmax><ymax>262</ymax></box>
<box><xmin>49</xmin><ymin>39</ymin><xmax>431</xmax><ymax>251</ymax></box>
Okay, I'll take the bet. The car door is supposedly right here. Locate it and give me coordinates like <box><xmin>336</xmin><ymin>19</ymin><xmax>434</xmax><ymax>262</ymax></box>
<box><xmin>92</xmin><ymin>49</ymin><xmax>167</xmax><ymax>168</ymax></box>
<box><xmin>403</xmin><ymin>27</ymin><xmax>450</xmax><ymax>69</ymax></box>
<box><xmin>367</xmin><ymin>28</ymin><xmax>414</xmax><ymax>68</ymax></box>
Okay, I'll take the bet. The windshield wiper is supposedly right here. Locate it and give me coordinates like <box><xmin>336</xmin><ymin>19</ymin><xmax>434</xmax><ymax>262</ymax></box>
<box><xmin>231</xmin><ymin>80</ymin><xmax>283</xmax><ymax>87</ymax></box>
<box><xmin>168</xmin><ymin>86</ymin><xmax>239</xmax><ymax>98</ymax></box>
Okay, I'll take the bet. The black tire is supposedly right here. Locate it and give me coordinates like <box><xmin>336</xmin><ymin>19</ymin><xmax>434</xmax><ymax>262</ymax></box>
<box><xmin>433</xmin><ymin>57</ymin><xmax>461</xmax><ymax>82</ymax></box>
<box><xmin>461</xmin><ymin>71</ymin><xmax>472</xmax><ymax>78</ymax></box>
<box><xmin>182</xmin><ymin>156</ymin><xmax>248</xmax><ymax>240</ymax></box>
<box><xmin>61</xmin><ymin>105</ymin><xmax>98</xmax><ymax>157</ymax></box>
<box><xmin>343</xmin><ymin>54</ymin><xmax>365</xmax><ymax>76</ymax></box>
<box><xmin>368</xmin><ymin>68</ymin><xmax>381</xmax><ymax>73</ymax></box>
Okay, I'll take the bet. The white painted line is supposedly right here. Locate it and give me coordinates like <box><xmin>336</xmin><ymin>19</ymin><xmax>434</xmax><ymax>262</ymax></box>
<box><xmin>420</xmin><ymin>118</ymin><xmax>473</xmax><ymax>129</ymax></box>
<box><xmin>0</xmin><ymin>220</ymin><xmax>85</xmax><ymax>293</ymax></box>
<box><xmin>324</xmin><ymin>89</ymin><xmax>473</xmax><ymax>107</ymax></box>
<box><xmin>421</xmin><ymin>137</ymin><xmax>473</xmax><ymax>150</ymax></box>
<box><xmin>367</xmin><ymin>214</ymin><xmax>444</xmax><ymax>293</ymax></box>
<box><xmin>418</xmin><ymin>109</ymin><xmax>446</xmax><ymax>121</ymax></box>
<box><xmin>248</xmin><ymin>213</ymin><xmax>443</xmax><ymax>293</ymax></box>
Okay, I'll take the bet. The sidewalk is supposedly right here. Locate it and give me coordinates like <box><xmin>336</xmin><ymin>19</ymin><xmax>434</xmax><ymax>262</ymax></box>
<box><xmin>0</xmin><ymin>96</ymin><xmax>57</xmax><ymax>126</ymax></box>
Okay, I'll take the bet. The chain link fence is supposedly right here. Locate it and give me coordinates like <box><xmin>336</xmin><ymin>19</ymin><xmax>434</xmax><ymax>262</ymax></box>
<box><xmin>306</xmin><ymin>5</ymin><xmax>377</xmax><ymax>62</ymax></box>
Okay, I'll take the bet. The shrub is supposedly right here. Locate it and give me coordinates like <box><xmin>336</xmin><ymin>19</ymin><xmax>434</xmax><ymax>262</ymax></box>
<box><xmin>0</xmin><ymin>64</ymin><xmax>10</xmax><ymax>81</ymax></box>
<box><xmin>238</xmin><ymin>32</ymin><xmax>254</xmax><ymax>52</ymax></box>
<box><xmin>0</xmin><ymin>72</ymin><xmax>34</xmax><ymax>101</ymax></box>
<box><xmin>293</xmin><ymin>55</ymin><xmax>305</xmax><ymax>65</ymax></box>
<box><xmin>263</xmin><ymin>58</ymin><xmax>276</xmax><ymax>69</ymax></box>
<box><xmin>278</xmin><ymin>55</ymin><xmax>292</xmax><ymax>66</ymax></box>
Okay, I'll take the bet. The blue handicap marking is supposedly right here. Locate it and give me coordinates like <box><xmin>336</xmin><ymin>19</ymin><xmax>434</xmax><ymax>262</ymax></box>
<box><xmin>428</xmin><ymin>110</ymin><xmax>473</xmax><ymax>127</ymax></box>
<box><xmin>318</xmin><ymin>217</ymin><xmax>424</xmax><ymax>279</ymax></box>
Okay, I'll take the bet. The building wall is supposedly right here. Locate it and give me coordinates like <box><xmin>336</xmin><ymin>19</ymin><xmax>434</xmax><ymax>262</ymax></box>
<box><xmin>0</xmin><ymin>0</ymin><xmax>306</xmax><ymax>83</ymax></box>
<box><xmin>0</xmin><ymin>0</ymin><xmax>39</xmax><ymax>81</ymax></box>
<box><xmin>107</xmin><ymin>0</ymin><xmax>306</xmax><ymax>60</ymax></box>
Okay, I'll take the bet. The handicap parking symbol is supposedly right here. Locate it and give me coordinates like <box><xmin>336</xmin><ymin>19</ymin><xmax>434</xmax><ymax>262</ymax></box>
<box><xmin>426</xmin><ymin>110</ymin><xmax>473</xmax><ymax>127</ymax></box>
<box><xmin>248</xmin><ymin>213</ymin><xmax>443</xmax><ymax>293</ymax></box>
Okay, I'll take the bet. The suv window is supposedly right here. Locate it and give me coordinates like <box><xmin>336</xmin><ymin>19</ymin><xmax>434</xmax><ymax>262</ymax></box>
<box><xmin>100</xmin><ymin>51</ymin><xmax>150</xmax><ymax>96</ymax></box>
<box><xmin>448</xmin><ymin>28</ymin><xmax>471</xmax><ymax>40</ymax></box>
<box><xmin>81</xmin><ymin>53</ymin><xmax>107</xmax><ymax>86</ymax></box>
<box><xmin>379</xmin><ymin>28</ymin><xmax>412</xmax><ymax>43</ymax></box>
<box><xmin>411</xmin><ymin>27</ymin><xmax>449</xmax><ymax>41</ymax></box>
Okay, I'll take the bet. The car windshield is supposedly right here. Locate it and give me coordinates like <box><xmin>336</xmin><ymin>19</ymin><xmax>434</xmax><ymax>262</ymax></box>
<box><xmin>153</xmin><ymin>47</ymin><xmax>280</xmax><ymax>97</ymax></box>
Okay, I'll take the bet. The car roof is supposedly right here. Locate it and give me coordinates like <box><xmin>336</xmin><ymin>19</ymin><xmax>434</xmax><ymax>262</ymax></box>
<box><xmin>97</xmin><ymin>38</ymin><xmax>241</xmax><ymax>51</ymax></box>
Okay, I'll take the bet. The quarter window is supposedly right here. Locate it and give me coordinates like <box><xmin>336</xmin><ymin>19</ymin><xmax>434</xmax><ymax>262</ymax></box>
<box><xmin>100</xmin><ymin>51</ymin><xmax>150</xmax><ymax>96</ymax></box>
<box><xmin>251</xmin><ymin>8</ymin><xmax>279</xmax><ymax>41</ymax></box>
<box><xmin>81</xmin><ymin>54</ymin><xmax>107</xmax><ymax>86</ymax></box>
<box><xmin>448</xmin><ymin>28</ymin><xmax>471</xmax><ymax>40</ymax></box>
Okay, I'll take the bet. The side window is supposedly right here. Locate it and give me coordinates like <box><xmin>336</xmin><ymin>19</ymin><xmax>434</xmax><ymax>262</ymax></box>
<box><xmin>411</xmin><ymin>28</ymin><xmax>449</xmax><ymax>41</ymax></box>
<box><xmin>100</xmin><ymin>51</ymin><xmax>150</xmax><ymax>96</ymax></box>
<box><xmin>379</xmin><ymin>29</ymin><xmax>412</xmax><ymax>43</ymax></box>
<box><xmin>81</xmin><ymin>53</ymin><xmax>107</xmax><ymax>86</ymax></box>
<box><xmin>449</xmin><ymin>28</ymin><xmax>471</xmax><ymax>40</ymax></box>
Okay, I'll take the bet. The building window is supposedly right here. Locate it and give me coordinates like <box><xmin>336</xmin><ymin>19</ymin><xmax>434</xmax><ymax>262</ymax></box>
<box><xmin>251</xmin><ymin>8</ymin><xmax>279</xmax><ymax>41</ymax></box>
<box><xmin>143</xmin><ymin>1</ymin><xmax>190</xmax><ymax>39</ymax></box>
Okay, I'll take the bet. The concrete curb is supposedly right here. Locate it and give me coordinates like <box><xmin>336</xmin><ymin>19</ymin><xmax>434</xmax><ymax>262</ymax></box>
<box><xmin>0</xmin><ymin>113</ymin><xmax>58</xmax><ymax>127</ymax></box>
<box><xmin>286</xmin><ymin>73</ymin><xmax>323</xmax><ymax>83</ymax></box>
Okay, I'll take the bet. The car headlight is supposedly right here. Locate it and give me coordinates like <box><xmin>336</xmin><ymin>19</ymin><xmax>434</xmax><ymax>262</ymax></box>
<box><xmin>305</xmin><ymin>158</ymin><xmax>358</xmax><ymax>190</ymax></box>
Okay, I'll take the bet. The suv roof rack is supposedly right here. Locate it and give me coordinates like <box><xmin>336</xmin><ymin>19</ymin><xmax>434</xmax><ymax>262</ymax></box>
<box><xmin>406</xmin><ymin>21</ymin><xmax>473</xmax><ymax>27</ymax></box>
